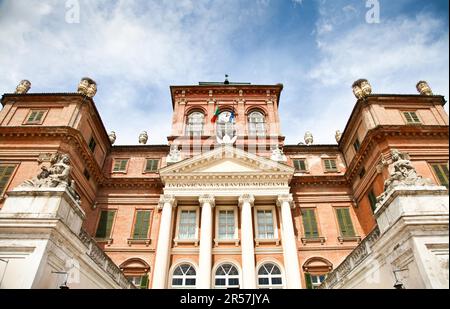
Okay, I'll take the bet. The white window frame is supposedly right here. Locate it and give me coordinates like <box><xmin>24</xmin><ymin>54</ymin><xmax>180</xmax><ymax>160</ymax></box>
<box><xmin>214</xmin><ymin>206</ymin><xmax>239</xmax><ymax>246</ymax></box>
<box><xmin>213</xmin><ymin>262</ymin><xmax>241</xmax><ymax>289</ymax></box>
<box><xmin>310</xmin><ymin>274</ymin><xmax>327</xmax><ymax>289</ymax></box>
<box><xmin>254</xmin><ymin>206</ymin><xmax>279</xmax><ymax>245</ymax></box>
<box><xmin>174</xmin><ymin>206</ymin><xmax>200</xmax><ymax>246</ymax></box>
<box><xmin>169</xmin><ymin>262</ymin><xmax>197</xmax><ymax>289</ymax></box>
<box><xmin>256</xmin><ymin>261</ymin><xmax>285</xmax><ymax>289</ymax></box>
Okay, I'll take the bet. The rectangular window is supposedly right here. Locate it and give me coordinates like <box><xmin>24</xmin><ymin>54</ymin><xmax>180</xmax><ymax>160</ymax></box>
<box><xmin>256</xmin><ymin>209</ymin><xmax>275</xmax><ymax>239</ymax></box>
<box><xmin>353</xmin><ymin>138</ymin><xmax>361</xmax><ymax>152</ymax></box>
<box><xmin>403</xmin><ymin>111</ymin><xmax>421</xmax><ymax>124</ymax></box>
<box><xmin>178</xmin><ymin>210</ymin><xmax>197</xmax><ymax>239</ymax></box>
<box><xmin>0</xmin><ymin>165</ymin><xmax>16</xmax><ymax>196</ymax></box>
<box><xmin>335</xmin><ymin>208</ymin><xmax>356</xmax><ymax>237</ymax></box>
<box><xmin>431</xmin><ymin>163</ymin><xmax>449</xmax><ymax>188</ymax></box>
<box><xmin>368</xmin><ymin>190</ymin><xmax>378</xmax><ymax>212</ymax></box>
<box><xmin>113</xmin><ymin>159</ymin><xmax>128</xmax><ymax>172</ymax></box>
<box><xmin>95</xmin><ymin>210</ymin><xmax>116</xmax><ymax>239</ymax></box>
<box><xmin>293</xmin><ymin>159</ymin><xmax>307</xmax><ymax>172</ymax></box>
<box><xmin>132</xmin><ymin>210</ymin><xmax>151</xmax><ymax>239</ymax></box>
<box><xmin>302</xmin><ymin>209</ymin><xmax>319</xmax><ymax>238</ymax></box>
<box><xmin>323</xmin><ymin>159</ymin><xmax>338</xmax><ymax>172</ymax></box>
<box><xmin>218</xmin><ymin>210</ymin><xmax>235</xmax><ymax>240</ymax></box>
<box><xmin>145</xmin><ymin>159</ymin><xmax>159</xmax><ymax>172</ymax></box>
<box><xmin>88</xmin><ymin>136</ymin><xmax>97</xmax><ymax>152</ymax></box>
<box><xmin>25</xmin><ymin>110</ymin><xmax>46</xmax><ymax>124</ymax></box>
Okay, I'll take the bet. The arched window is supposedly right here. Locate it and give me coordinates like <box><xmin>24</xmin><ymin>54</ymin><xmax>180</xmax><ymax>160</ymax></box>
<box><xmin>257</xmin><ymin>263</ymin><xmax>283</xmax><ymax>288</ymax></box>
<box><xmin>171</xmin><ymin>264</ymin><xmax>197</xmax><ymax>288</ymax></box>
<box><xmin>214</xmin><ymin>263</ymin><xmax>240</xmax><ymax>288</ymax></box>
<box><xmin>248</xmin><ymin>111</ymin><xmax>266</xmax><ymax>136</ymax></box>
<box><xmin>216</xmin><ymin>111</ymin><xmax>236</xmax><ymax>139</ymax></box>
<box><xmin>186</xmin><ymin>112</ymin><xmax>204</xmax><ymax>136</ymax></box>
<box><xmin>302</xmin><ymin>257</ymin><xmax>333</xmax><ymax>289</ymax></box>
<box><xmin>120</xmin><ymin>258</ymin><xmax>151</xmax><ymax>289</ymax></box>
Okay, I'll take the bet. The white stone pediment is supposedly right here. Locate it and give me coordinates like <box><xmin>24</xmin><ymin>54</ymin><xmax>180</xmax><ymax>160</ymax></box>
<box><xmin>159</xmin><ymin>146</ymin><xmax>294</xmax><ymax>178</ymax></box>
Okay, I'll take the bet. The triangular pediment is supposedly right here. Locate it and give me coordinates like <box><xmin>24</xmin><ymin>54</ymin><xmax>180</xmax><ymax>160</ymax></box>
<box><xmin>159</xmin><ymin>146</ymin><xmax>294</xmax><ymax>179</ymax></box>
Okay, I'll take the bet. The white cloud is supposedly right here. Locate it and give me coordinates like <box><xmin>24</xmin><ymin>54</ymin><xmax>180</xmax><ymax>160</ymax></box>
<box><xmin>0</xmin><ymin>0</ymin><xmax>272</xmax><ymax>145</ymax></box>
<box><xmin>287</xmin><ymin>11</ymin><xmax>449</xmax><ymax>145</ymax></box>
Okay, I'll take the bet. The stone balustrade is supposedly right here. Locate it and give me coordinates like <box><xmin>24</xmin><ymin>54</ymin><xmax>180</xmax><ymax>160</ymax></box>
<box><xmin>318</xmin><ymin>227</ymin><xmax>381</xmax><ymax>289</ymax></box>
<box><xmin>79</xmin><ymin>229</ymin><xmax>136</xmax><ymax>289</ymax></box>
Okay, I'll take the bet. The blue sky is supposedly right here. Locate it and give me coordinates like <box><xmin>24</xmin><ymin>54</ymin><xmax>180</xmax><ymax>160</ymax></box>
<box><xmin>0</xmin><ymin>0</ymin><xmax>448</xmax><ymax>145</ymax></box>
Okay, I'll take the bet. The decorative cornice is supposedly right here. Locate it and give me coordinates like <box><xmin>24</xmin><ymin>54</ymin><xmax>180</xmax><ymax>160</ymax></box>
<box><xmin>238</xmin><ymin>194</ymin><xmax>255</xmax><ymax>207</ymax></box>
<box><xmin>199</xmin><ymin>194</ymin><xmax>215</xmax><ymax>207</ymax></box>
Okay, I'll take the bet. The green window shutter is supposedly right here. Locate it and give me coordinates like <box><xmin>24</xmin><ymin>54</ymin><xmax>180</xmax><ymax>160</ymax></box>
<box><xmin>324</xmin><ymin>159</ymin><xmax>337</xmax><ymax>171</ymax></box>
<box><xmin>133</xmin><ymin>210</ymin><xmax>151</xmax><ymax>239</ymax></box>
<box><xmin>146</xmin><ymin>159</ymin><xmax>159</xmax><ymax>172</ymax></box>
<box><xmin>95</xmin><ymin>210</ymin><xmax>115</xmax><ymax>239</ymax></box>
<box><xmin>336</xmin><ymin>208</ymin><xmax>355</xmax><ymax>237</ymax></box>
<box><xmin>302</xmin><ymin>209</ymin><xmax>319</xmax><ymax>238</ymax></box>
<box><xmin>113</xmin><ymin>159</ymin><xmax>128</xmax><ymax>172</ymax></box>
<box><xmin>432</xmin><ymin>164</ymin><xmax>449</xmax><ymax>188</ymax></box>
<box><xmin>404</xmin><ymin>112</ymin><xmax>413</xmax><ymax>123</ymax></box>
<box><xmin>0</xmin><ymin>165</ymin><xmax>15</xmax><ymax>194</ymax></box>
<box><xmin>368</xmin><ymin>190</ymin><xmax>378</xmax><ymax>212</ymax></box>
<box><xmin>27</xmin><ymin>111</ymin><xmax>37</xmax><ymax>122</ymax></box>
<box><xmin>140</xmin><ymin>274</ymin><xmax>149</xmax><ymax>289</ymax></box>
<box><xmin>294</xmin><ymin>160</ymin><xmax>306</xmax><ymax>171</ymax></box>
<box><xmin>305</xmin><ymin>273</ymin><xmax>313</xmax><ymax>289</ymax></box>
<box><xmin>35</xmin><ymin>111</ymin><xmax>45</xmax><ymax>122</ymax></box>
<box><xmin>120</xmin><ymin>160</ymin><xmax>127</xmax><ymax>171</ymax></box>
<box><xmin>411</xmin><ymin>112</ymin><xmax>420</xmax><ymax>123</ymax></box>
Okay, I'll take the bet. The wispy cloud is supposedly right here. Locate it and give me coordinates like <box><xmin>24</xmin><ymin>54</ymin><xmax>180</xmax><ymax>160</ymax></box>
<box><xmin>0</xmin><ymin>0</ymin><xmax>448</xmax><ymax>146</ymax></box>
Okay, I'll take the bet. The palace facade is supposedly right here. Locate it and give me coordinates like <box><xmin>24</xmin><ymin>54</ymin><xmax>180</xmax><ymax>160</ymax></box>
<box><xmin>0</xmin><ymin>78</ymin><xmax>448</xmax><ymax>289</ymax></box>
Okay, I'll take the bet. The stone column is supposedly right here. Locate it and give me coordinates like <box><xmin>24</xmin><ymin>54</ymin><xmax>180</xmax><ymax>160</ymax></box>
<box><xmin>152</xmin><ymin>195</ymin><xmax>177</xmax><ymax>289</ymax></box>
<box><xmin>239</xmin><ymin>194</ymin><xmax>256</xmax><ymax>289</ymax></box>
<box><xmin>198</xmin><ymin>194</ymin><xmax>215</xmax><ymax>289</ymax></box>
<box><xmin>277</xmin><ymin>194</ymin><xmax>302</xmax><ymax>289</ymax></box>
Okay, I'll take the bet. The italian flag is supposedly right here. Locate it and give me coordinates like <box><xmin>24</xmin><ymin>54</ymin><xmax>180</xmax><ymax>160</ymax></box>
<box><xmin>210</xmin><ymin>107</ymin><xmax>220</xmax><ymax>123</ymax></box>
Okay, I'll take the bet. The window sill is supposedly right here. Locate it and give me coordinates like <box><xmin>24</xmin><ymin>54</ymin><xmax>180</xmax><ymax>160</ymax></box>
<box><xmin>214</xmin><ymin>238</ymin><xmax>240</xmax><ymax>247</ymax></box>
<box><xmin>95</xmin><ymin>238</ymin><xmax>113</xmax><ymax>246</ymax></box>
<box><xmin>173</xmin><ymin>238</ymin><xmax>199</xmax><ymax>247</ymax></box>
<box><xmin>324</xmin><ymin>170</ymin><xmax>339</xmax><ymax>173</ymax></box>
<box><xmin>111</xmin><ymin>171</ymin><xmax>127</xmax><ymax>174</ymax></box>
<box><xmin>300</xmin><ymin>237</ymin><xmax>326</xmax><ymax>245</ymax></box>
<box><xmin>127</xmin><ymin>238</ymin><xmax>151</xmax><ymax>246</ymax></box>
<box><xmin>337</xmin><ymin>236</ymin><xmax>361</xmax><ymax>244</ymax></box>
<box><xmin>255</xmin><ymin>238</ymin><xmax>280</xmax><ymax>246</ymax></box>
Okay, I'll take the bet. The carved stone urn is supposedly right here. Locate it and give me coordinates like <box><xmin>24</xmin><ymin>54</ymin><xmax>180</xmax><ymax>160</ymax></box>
<box><xmin>335</xmin><ymin>130</ymin><xmax>342</xmax><ymax>143</ymax></box>
<box><xmin>352</xmin><ymin>79</ymin><xmax>372</xmax><ymax>99</ymax></box>
<box><xmin>77</xmin><ymin>77</ymin><xmax>97</xmax><ymax>98</ymax></box>
<box><xmin>108</xmin><ymin>131</ymin><xmax>116</xmax><ymax>145</ymax></box>
<box><xmin>416</xmin><ymin>81</ymin><xmax>433</xmax><ymax>96</ymax></box>
<box><xmin>139</xmin><ymin>131</ymin><xmax>148</xmax><ymax>145</ymax></box>
<box><xmin>304</xmin><ymin>131</ymin><xmax>314</xmax><ymax>145</ymax></box>
<box><xmin>15</xmin><ymin>80</ymin><xmax>31</xmax><ymax>94</ymax></box>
